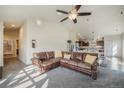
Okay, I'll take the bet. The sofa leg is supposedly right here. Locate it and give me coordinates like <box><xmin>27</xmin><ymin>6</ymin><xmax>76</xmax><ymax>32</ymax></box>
<box><xmin>0</xmin><ymin>67</ymin><xmax>2</xmax><ymax>79</ymax></box>
<box><xmin>91</xmin><ymin>71</ymin><xmax>97</xmax><ymax>80</ymax></box>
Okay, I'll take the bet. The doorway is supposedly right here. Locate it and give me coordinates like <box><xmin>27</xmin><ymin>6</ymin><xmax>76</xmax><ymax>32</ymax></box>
<box><xmin>3</xmin><ymin>23</ymin><xmax>20</xmax><ymax>66</ymax></box>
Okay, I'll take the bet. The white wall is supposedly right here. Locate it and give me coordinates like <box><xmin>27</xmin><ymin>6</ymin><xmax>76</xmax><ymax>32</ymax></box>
<box><xmin>19</xmin><ymin>20</ymin><xmax>70</xmax><ymax>64</ymax></box>
<box><xmin>104</xmin><ymin>34</ymin><xmax>123</xmax><ymax>58</ymax></box>
<box><xmin>0</xmin><ymin>22</ymin><xmax>3</xmax><ymax>66</ymax></box>
<box><xmin>19</xmin><ymin>21</ymin><xmax>28</xmax><ymax>64</ymax></box>
<box><xmin>69</xmin><ymin>30</ymin><xmax>79</xmax><ymax>43</ymax></box>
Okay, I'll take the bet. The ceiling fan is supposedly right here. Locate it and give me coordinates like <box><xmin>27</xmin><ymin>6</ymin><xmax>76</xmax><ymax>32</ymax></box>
<box><xmin>56</xmin><ymin>5</ymin><xmax>91</xmax><ymax>24</ymax></box>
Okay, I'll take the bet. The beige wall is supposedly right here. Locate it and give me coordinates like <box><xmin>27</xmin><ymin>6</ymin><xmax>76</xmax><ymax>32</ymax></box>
<box><xmin>4</xmin><ymin>29</ymin><xmax>19</xmax><ymax>40</ymax></box>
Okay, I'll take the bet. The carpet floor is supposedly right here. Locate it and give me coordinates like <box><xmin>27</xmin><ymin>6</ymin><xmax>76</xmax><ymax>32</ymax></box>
<box><xmin>0</xmin><ymin>57</ymin><xmax>124</xmax><ymax>88</ymax></box>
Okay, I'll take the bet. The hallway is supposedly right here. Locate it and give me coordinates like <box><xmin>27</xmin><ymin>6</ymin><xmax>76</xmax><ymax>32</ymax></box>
<box><xmin>3</xmin><ymin>57</ymin><xmax>26</xmax><ymax>78</ymax></box>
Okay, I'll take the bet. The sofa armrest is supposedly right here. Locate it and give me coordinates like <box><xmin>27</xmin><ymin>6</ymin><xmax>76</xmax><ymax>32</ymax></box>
<box><xmin>91</xmin><ymin>64</ymin><xmax>97</xmax><ymax>71</ymax></box>
<box><xmin>91</xmin><ymin>59</ymin><xmax>99</xmax><ymax>71</ymax></box>
<box><xmin>31</xmin><ymin>57</ymin><xmax>43</xmax><ymax>66</ymax></box>
<box><xmin>31</xmin><ymin>57</ymin><xmax>41</xmax><ymax>62</ymax></box>
<box><xmin>90</xmin><ymin>60</ymin><xmax>98</xmax><ymax>80</ymax></box>
<box><xmin>91</xmin><ymin>62</ymin><xmax>98</xmax><ymax>71</ymax></box>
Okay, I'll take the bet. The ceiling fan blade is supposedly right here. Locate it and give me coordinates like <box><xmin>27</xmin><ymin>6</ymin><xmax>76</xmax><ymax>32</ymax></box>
<box><xmin>78</xmin><ymin>12</ymin><xmax>91</xmax><ymax>16</ymax></box>
<box><xmin>73</xmin><ymin>19</ymin><xmax>77</xmax><ymax>24</ymax></box>
<box><xmin>75</xmin><ymin>5</ymin><xmax>81</xmax><ymax>11</ymax></box>
<box><xmin>56</xmin><ymin>10</ymin><xmax>68</xmax><ymax>14</ymax></box>
<box><xmin>60</xmin><ymin>17</ymin><xmax>68</xmax><ymax>22</ymax></box>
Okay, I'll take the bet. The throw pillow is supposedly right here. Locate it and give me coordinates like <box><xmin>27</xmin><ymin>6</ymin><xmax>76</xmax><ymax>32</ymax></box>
<box><xmin>55</xmin><ymin>51</ymin><xmax>62</xmax><ymax>58</ymax></box>
<box><xmin>64</xmin><ymin>54</ymin><xmax>71</xmax><ymax>59</ymax></box>
<box><xmin>84</xmin><ymin>54</ymin><xmax>97</xmax><ymax>65</ymax></box>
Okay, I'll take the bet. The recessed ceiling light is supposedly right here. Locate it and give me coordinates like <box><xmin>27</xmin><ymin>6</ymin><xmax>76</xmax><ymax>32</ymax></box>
<box><xmin>36</xmin><ymin>20</ymin><xmax>42</xmax><ymax>25</ymax></box>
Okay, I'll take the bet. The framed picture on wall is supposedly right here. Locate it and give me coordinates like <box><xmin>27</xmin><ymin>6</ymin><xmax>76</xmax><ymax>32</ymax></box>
<box><xmin>4</xmin><ymin>40</ymin><xmax>14</xmax><ymax>55</ymax></box>
<box><xmin>32</xmin><ymin>40</ymin><xmax>36</xmax><ymax>48</ymax></box>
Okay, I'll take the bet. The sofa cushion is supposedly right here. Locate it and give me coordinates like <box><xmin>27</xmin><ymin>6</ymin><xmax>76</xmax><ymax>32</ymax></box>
<box><xmin>49</xmin><ymin>58</ymin><xmax>61</xmax><ymax>63</ymax></box>
<box><xmin>71</xmin><ymin>52</ymin><xmax>83</xmax><ymax>61</ymax></box>
<box><xmin>77</xmin><ymin>62</ymin><xmax>91</xmax><ymax>69</ymax></box>
<box><xmin>84</xmin><ymin>54</ymin><xmax>97</xmax><ymax>65</ymax></box>
<box><xmin>47</xmin><ymin>51</ymin><xmax>55</xmax><ymax>59</ymax></box>
<box><xmin>42</xmin><ymin>58</ymin><xmax>60</xmax><ymax>66</ymax></box>
<box><xmin>37</xmin><ymin>52</ymin><xmax>47</xmax><ymax>60</ymax></box>
<box><xmin>42</xmin><ymin>61</ymin><xmax>54</xmax><ymax>66</ymax></box>
<box><xmin>60</xmin><ymin>59</ymin><xmax>70</xmax><ymax>63</ymax></box>
<box><xmin>67</xmin><ymin>60</ymin><xmax>78</xmax><ymax>66</ymax></box>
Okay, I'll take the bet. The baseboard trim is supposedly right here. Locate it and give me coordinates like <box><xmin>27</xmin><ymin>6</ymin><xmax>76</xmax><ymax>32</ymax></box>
<box><xmin>0</xmin><ymin>66</ymin><xmax>2</xmax><ymax>79</ymax></box>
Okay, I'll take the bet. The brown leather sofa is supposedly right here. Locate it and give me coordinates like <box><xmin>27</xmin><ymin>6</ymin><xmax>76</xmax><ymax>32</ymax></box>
<box><xmin>31</xmin><ymin>51</ymin><xmax>98</xmax><ymax>80</ymax></box>
<box><xmin>32</xmin><ymin>51</ymin><xmax>60</xmax><ymax>72</ymax></box>
<box><xmin>61</xmin><ymin>51</ymin><xmax>98</xmax><ymax>80</ymax></box>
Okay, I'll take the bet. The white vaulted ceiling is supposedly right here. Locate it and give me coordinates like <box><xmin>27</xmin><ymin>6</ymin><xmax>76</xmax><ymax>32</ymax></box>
<box><xmin>0</xmin><ymin>5</ymin><xmax>124</xmax><ymax>36</ymax></box>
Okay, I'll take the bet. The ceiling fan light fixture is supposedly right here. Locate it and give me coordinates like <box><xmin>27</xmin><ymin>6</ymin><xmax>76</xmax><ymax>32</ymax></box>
<box><xmin>69</xmin><ymin>13</ymin><xmax>77</xmax><ymax>20</ymax></box>
<box><xmin>57</xmin><ymin>12</ymin><xmax>62</xmax><ymax>15</ymax></box>
<box><xmin>57</xmin><ymin>5</ymin><xmax>91</xmax><ymax>23</ymax></box>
